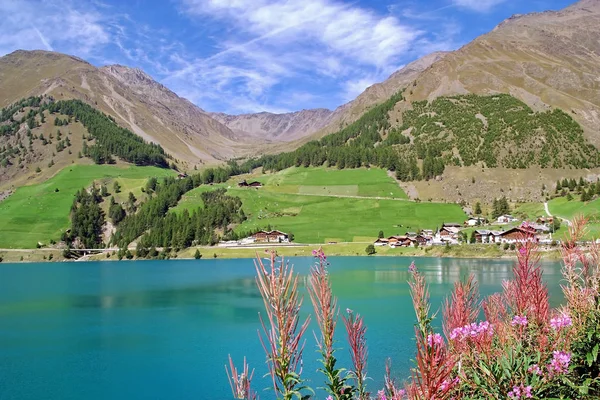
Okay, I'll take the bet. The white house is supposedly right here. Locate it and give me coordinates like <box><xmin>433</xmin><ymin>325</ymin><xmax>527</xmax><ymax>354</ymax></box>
<box><xmin>465</xmin><ymin>217</ymin><xmax>487</xmax><ymax>227</ymax></box>
<box><xmin>497</xmin><ymin>215</ymin><xmax>518</xmax><ymax>224</ymax></box>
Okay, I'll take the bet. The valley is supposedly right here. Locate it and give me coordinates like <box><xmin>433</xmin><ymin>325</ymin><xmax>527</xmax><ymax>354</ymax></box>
<box><xmin>1</xmin><ymin>0</ymin><xmax>600</xmax><ymax>263</ymax></box>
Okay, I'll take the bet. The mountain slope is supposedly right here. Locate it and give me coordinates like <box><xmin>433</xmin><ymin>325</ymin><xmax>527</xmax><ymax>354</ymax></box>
<box><xmin>0</xmin><ymin>50</ymin><xmax>259</xmax><ymax>165</ymax></box>
<box><xmin>210</xmin><ymin>108</ymin><xmax>333</xmax><ymax>142</ymax></box>
<box><xmin>314</xmin><ymin>51</ymin><xmax>449</xmax><ymax>138</ymax></box>
<box><xmin>211</xmin><ymin>51</ymin><xmax>448</xmax><ymax>147</ymax></box>
<box><xmin>404</xmin><ymin>0</ymin><xmax>600</xmax><ymax>146</ymax></box>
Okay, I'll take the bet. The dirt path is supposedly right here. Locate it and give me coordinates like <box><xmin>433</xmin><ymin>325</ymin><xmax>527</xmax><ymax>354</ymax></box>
<box><xmin>545</xmin><ymin>202</ymin><xmax>571</xmax><ymax>226</ymax></box>
<box><xmin>284</xmin><ymin>192</ymin><xmax>409</xmax><ymax>201</ymax></box>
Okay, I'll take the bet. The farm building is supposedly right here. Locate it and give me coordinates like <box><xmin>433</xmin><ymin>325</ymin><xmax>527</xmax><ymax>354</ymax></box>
<box><xmin>464</xmin><ymin>217</ymin><xmax>487</xmax><ymax>226</ymax></box>
<box><xmin>499</xmin><ymin>226</ymin><xmax>538</xmax><ymax>243</ymax></box>
<box><xmin>238</xmin><ymin>180</ymin><xmax>263</xmax><ymax>188</ymax></box>
<box><xmin>497</xmin><ymin>215</ymin><xmax>518</xmax><ymax>224</ymax></box>
<box><xmin>474</xmin><ymin>230</ymin><xmax>503</xmax><ymax>244</ymax></box>
<box><xmin>387</xmin><ymin>236</ymin><xmax>412</xmax><ymax>248</ymax></box>
<box><xmin>374</xmin><ymin>238</ymin><xmax>390</xmax><ymax>246</ymax></box>
<box><xmin>251</xmin><ymin>230</ymin><xmax>289</xmax><ymax>243</ymax></box>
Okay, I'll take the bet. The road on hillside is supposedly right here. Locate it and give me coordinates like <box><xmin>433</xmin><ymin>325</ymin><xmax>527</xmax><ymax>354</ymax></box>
<box><xmin>283</xmin><ymin>192</ymin><xmax>409</xmax><ymax>201</ymax></box>
<box><xmin>544</xmin><ymin>202</ymin><xmax>571</xmax><ymax>226</ymax></box>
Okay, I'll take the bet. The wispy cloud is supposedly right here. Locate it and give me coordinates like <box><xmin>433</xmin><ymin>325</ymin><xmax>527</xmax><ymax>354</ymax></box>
<box><xmin>0</xmin><ymin>0</ymin><xmax>507</xmax><ymax>114</ymax></box>
<box><xmin>0</xmin><ymin>0</ymin><xmax>111</xmax><ymax>58</ymax></box>
<box><xmin>453</xmin><ymin>0</ymin><xmax>508</xmax><ymax>12</ymax></box>
<box><xmin>167</xmin><ymin>0</ymin><xmax>426</xmax><ymax>113</ymax></box>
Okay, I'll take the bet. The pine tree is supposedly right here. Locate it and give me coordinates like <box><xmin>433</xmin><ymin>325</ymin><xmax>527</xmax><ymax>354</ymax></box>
<box><xmin>474</xmin><ymin>202</ymin><xmax>482</xmax><ymax>215</ymax></box>
<box><xmin>194</xmin><ymin>249</ymin><xmax>202</xmax><ymax>259</ymax></box>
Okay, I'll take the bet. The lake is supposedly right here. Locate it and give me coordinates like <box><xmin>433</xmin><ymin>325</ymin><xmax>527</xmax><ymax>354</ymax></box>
<box><xmin>0</xmin><ymin>256</ymin><xmax>566</xmax><ymax>399</ymax></box>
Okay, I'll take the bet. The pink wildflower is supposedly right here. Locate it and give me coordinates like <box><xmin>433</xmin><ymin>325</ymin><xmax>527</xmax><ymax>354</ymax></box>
<box><xmin>511</xmin><ymin>315</ymin><xmax>528</xmax><ymax>327</ymax></box>
<box><xmin>408</xmin><ymin>262</ymin><xmax>417</xmax><ymax>273</ymax></box>
<box><xmin>426</xmin><ymin>333</ymin><xmax>444</xmax><ymax>347</ymax></box>
<box><xmin>548</xmin><ymin>351</ymin><xmax>571</xmax><ymax>375</ymax></box>
<box><xmin>508</xmin><ymin>384</ymin><xmax>533</xmax><ymax>399</ymax></box>
<box><xmin>527</xmin><ymin>364</ymin><xmax>542</xmax><ymax>375</ymax></box>
<box><xmin>449</xmin><ymin>321</ymin><xmax>494</xmax><ymax>341</ymax></box>
<box><xmin>550</xmin><ymin>314</ymin><xmax>572</xmax><ymax>330</ymax></box>
<box><xmin>377</xmin><ymin>390</ymin><xmax>387</xmax><ymax>400</ymax></box>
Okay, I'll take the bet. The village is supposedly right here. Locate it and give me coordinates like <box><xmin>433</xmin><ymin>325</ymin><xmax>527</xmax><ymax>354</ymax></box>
<box><xmin>372</xmin><ymin>214</ymin><xmax>558</xmax><ymax>248</ymax></box>
<box><xmin>215</xmin><ymin>213</ymin><xmax>562</xmax><ymax>249</ymax></box>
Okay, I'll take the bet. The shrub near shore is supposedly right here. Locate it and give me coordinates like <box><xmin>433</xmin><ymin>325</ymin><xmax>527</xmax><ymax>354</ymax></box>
<box><xmin>225</xmin><ymin>218</ymin><xmax>600</xmax><ymax>399</ymax></box>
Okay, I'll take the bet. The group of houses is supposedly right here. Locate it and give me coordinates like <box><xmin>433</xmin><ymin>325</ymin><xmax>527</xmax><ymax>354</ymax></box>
<box><xmin>374</xmin><ymin>215</ymin><xmax>557</xmax><ymax>248</ymax></box>
<box><xmin>374</xmin><ymin>224</ymin><xmax>461</xmax><ymax>248</ymax></box>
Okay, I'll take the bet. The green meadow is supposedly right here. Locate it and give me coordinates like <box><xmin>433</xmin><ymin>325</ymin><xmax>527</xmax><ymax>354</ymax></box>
<box><xmin>0</xmin><ymin>164</ymin><xmax>174</xmax><ymax>248</ymax></box>
<box><xmin>249</xmin><ymin>167</ymin><xmax>409</xmax><ymax>199</ymax></box>
<box><xmin>515</xmin><ymin>195</ymin><xmax>600</xmax><ymax>240</ymax></box>
<box><xmin>174</xmin><ymin>167</ymin><xmax>466</xmax><ymax>244</ymax></box>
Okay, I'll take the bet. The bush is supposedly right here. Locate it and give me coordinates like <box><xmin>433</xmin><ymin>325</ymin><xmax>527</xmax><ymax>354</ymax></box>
<box><xmin>510</xmin><ymin>243</ymin><xmax>516</xmax><ymax>250</ymax></box>
<box><xmin>226</xmin><ymin>220</ymin><xmax>600</xmax><ymax>400</ymax></box>
<box><xmin>194</xmin><ymin>249</ymin><xmax>202</xmax><ymax>259</ymax></box>
<box><xmin>365</xmin><ymin>244</ymin><xmax>376</xmax><ymax>255</ymax></box>
<box><xmin>503</xmin><ymin>243</ymin><xmax>510</xmax><ymax>250</ymax></box>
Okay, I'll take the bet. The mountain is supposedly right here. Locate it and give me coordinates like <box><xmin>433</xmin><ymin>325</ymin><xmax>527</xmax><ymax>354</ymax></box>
<box><xmin>0</xmin><ymin>50</ymin><xmax>260</xmax><ymax>166</ymax></box>
<box><xmin>404</xmin><ymin>0</ymin><xmax>600</xmax><ymax>146</ymax></box>
<box><xmin>210</xmin><ymin>108</ymin><xmax>333</xmax><ymax>142</ymax></box>
<box><xmin>209</xmin><ymin>52</ymin><xmax>448</xmax><ymax>145</ymax></box>
<box><xmin>311</xmin><ymin>51</ymin><xmax>449</xmax><ymax>139</ymax></box>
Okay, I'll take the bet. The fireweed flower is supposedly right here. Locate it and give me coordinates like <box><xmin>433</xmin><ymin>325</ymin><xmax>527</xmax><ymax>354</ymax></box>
<box><xmin>408</xmin><ymin>262</ymin><xmax>417</xmax><ymax>274</ymax></box>
<box><xmin>511</xmin><ymin>315</ymin><xmax>528</xmax><ymax>327</ymax></box>
<box><xmin>449</xmin><ymin>321</ymin><xmax>494</xmax><ymax>341</ymax></box>
<box><xmin>527</xmin><ymin>364</ymin><xmax>542</xmax><ymax>375</ymax></box>
<box><xmin>440</xmin><ymin>376</ymin><xmax>459</xmax><ymax>392</ymax></box>
<box><xmin>550</xmin><ymin>314</ymin><xmax>572</xmax><ymax>330</ymax></box>
<box><xmin>508</xmin><ymin>384</ymin><xmax>533</xmax><ymax>399</ymax></box>
<box><xmin>426</xmin><ymin>333</ymin><xmax>444</xmax><ymax>347</ymax></box>
<box><xmin>548</xmin><ymin>351</ymin><xmax>571</xmax><ymax>375</ymax></box>
<box><xmin>377</xmin><ymin>390</ymin><xmax>386</xmax><ymax>400</ymax></box>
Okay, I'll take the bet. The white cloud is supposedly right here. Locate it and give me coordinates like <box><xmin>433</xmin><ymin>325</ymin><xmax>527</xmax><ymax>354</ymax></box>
<box><xmin>0</xmin><ymin>0</ymin><xmax>111</xmax><ymax>58</ymax></box>
<box><xmin>453</xmin><ymin>0</ymin><xmax>508</xmax><ymax>12</ymax></box>
<box><xmin>172</xmin><ymin>0</ymin><xmax>425</xmax><ymax>113</ymax></box>
<box><xmin>343</xmin><ymin>76</ymin><xmax>379</xmax><ymax>102</ymax></box>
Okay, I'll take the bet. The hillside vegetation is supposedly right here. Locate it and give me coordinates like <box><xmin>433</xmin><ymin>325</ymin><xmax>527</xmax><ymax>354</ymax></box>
<box><xmin>0</xmin><ymin>96</ymin><xmax>170</xmax><ymax>192</ymax></box>
<box><xmin>401</xmin><ymin>94</ymin><xmax>598</xmax><ymax>169</ymax></box>
<box><xmin>244</xmin><ymin>93</ymin><xmax>599</xmax><ymax>183</ymax></box>
<box><xmin>0</xmin><ymin>164</ymin><xmax>174</xmax><ymax>248</ymax></box>
<box><xmin>173</xmin><ymin>167</ymin><xmax>465</xmax><ymax>244</ymax></box>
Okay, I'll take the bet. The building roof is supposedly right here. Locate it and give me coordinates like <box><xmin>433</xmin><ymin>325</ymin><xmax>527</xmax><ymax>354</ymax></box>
<box><xmin>253</xmin><ymin>230</ymin><xmax>288</xmax><ymax>236</ymax></box>
<box><xmin>441</xmin><ymin>226</ymin><xmax>461</xmax><ymax>234</ymax></box>
<box><xmin>443</xmin><ymin>223</ymin><xmax>462</xmax><ymax>227</ymax></box>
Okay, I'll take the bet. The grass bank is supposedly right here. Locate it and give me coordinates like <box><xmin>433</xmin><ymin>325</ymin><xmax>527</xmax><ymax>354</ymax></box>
<box><xmin>0</xmin><ymin>244</ymin><xmax>564</xmax><ymax>263</ymax></box>
<box><xmin>0</xmin><ymin>164</ymin><xmax>175</xmax><ymax>248</ymax></box>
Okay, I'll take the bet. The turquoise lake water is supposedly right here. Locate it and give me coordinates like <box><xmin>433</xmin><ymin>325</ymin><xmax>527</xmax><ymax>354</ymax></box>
<box><xmin>0</xmin><ymin>256</ymin><xmax>565</xmax><ymax>399</ymax></box>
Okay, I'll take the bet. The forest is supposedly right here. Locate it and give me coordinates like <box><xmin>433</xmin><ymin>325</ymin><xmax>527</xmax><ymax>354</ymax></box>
<box><xmin>45</xmin><ymin>99</ymin><xmax>168</xmax><ymax>167</ymax></box>
<box><xmin>240</xmin><ymin>93</ymin><xmax>600</xmax><ymax>181</ymax></box>
<box><xmin>0</xmin><ymin>96</ymin><xmax>168</xmax><ymax>168</ymax></box>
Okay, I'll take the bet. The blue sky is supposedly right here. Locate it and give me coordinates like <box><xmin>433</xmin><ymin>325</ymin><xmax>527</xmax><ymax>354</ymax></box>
<box><xmin>0</xmin><ymin>0</ymin><xmax>576</xmax><ymax>114</ymax></box>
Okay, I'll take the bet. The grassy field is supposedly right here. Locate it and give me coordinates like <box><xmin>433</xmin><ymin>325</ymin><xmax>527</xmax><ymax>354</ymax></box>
<box><xmin>0</xmin><ymin>164</ymin><xmax>175</xmax><ymax>248</ymax></box>
<box><xmin>173</xmin><ymin>167</ymin><xmax>465</xmax><ymax>244</ymax></box>
<box><xmin>512</xmin><ymin>195</ymin><xmax>600</xmax><ymax>240</ymax></box>
<box><xmin>248</xmin><ymin>167</ymin><xmax>408</xmax><ymax>199</ymax></box>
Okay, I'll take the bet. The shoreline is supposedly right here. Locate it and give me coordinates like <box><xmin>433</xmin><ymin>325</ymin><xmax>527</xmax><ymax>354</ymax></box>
<box><xmin>0</xmin><ymin>243</ymin><xmax>564</xmax><ymax>263</ymax></box>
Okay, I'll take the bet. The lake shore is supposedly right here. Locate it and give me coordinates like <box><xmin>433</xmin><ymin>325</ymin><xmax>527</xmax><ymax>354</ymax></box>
<box><xmin>0</xmin><ymin>243</ymin><xmax>564</xmax><ymax>263</ymax></box>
